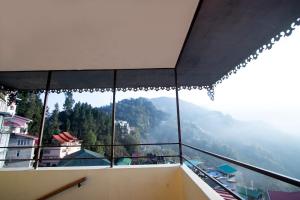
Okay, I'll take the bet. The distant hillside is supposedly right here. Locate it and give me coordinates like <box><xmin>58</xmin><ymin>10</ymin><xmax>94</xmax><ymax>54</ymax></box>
<box><xmin>101</xmin><ymin>98</ymin><xmax>166</xmax><ymax>136</ymax></box>
<box><xmin>100</xmin><ymin>97</ymin><xmax>300</xmax><ymax>180</ymax></box>
<box><xmin>150</xmin><ymin>97</ymin><xmax>300</xmax><ymax>179</ymax></box>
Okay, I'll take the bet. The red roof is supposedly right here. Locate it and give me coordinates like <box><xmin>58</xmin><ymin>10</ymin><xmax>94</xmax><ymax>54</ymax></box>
<box><xmin>3</xmin><ymin>121</ymin><xmax>20</xmax><ymax>127</ymax></box>
<box><xmin>268</xmin><ymin>191</ymin><xmax>300</xmax><ymax>200</ymax></box>
<box><xmin>4</xmin><ymin>115</ymin><xmax>32</xmax><ymax>127</ymax></box>
<box><xmin>215</xmin><ymin>189</ymin><xmax>237</xmax><ymax>200</ymax></box>
<box><xmin>62</xmin><ymin>132</ymin><xmax>77</xmax><ymax>140</ymax></box>
<box><xmin>52</xmin><ymin>134</ymin><xmax>66</xmax><ymax>144</ymax></box>
<box><xmin>52</xmin><ymin>132</ymin><xmax>78</xmax><ymax>144</ymax></box>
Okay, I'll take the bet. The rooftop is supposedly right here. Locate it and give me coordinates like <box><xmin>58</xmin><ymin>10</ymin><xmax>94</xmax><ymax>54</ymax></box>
<box><xmin>268</xmin><ymin>191</ymin><xmax>300</xmax><ymax>200</ymax></box>
<box><xmin>52</xmin><ymin>132</ymin><xmax>79</xmax><ymax>144</ymax></box>
<box><xmin>4</xmin><ymin>115</ymin><xmax>32</xmax><ymax>127</ymax></box>
<box><xmin>217</xmin><ymin>164</ymin><xmax>237</xmax><ymax>175</ymax></box>
<box><xmin>57</xmin><ymin>149</ymin><xmax>110</xmax><ymax>167</ymax></box>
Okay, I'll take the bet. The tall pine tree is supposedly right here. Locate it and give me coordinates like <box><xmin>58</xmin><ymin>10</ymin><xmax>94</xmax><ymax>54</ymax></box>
<box><xmin>63</xmin><ymin>92</ymin><xmax>75</xmax><ymax>112</ymax></box>
<box><xmin>16</xmin><ymin>92</ymin><xmax>43</xmax><ymax>136</ymax></box>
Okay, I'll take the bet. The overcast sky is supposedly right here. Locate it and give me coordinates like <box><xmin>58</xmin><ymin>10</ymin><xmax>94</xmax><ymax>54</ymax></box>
<box><xmin>47</xmin><ymin>26</ymin><xmax>300</xmax><ymax>135</ymax></box>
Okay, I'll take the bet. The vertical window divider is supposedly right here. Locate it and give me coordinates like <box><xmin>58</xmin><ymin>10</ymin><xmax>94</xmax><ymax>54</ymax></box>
<box><xmin>174</xmin><ymin>68</ymin><xmax>183</xmax><ymax>164</ymax></box>
<box><xmin>110</xmin><ymin>70</ymin><xmax>117</xmax><ymax>168</ymax></box>
<box><xmin>34</xmin><ymin>71</ymin><xmax>52</xmax><ymax>169</ymax></box>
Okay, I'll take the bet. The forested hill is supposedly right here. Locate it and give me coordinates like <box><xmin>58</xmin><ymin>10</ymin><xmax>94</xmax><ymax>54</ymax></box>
<box><xmin>150</xmin><ymin>97</ymin><xmax>300</xmax><ymax>179</ymax></box>
<box><xmin>15</xmin><ymin>93</ymin><xmax>300</xmax><ymax>179</ymax></box>
<box><xmin>101</xmin><ymin>98</ymin><xmax>167</xmax><ymax>136</ymax></box>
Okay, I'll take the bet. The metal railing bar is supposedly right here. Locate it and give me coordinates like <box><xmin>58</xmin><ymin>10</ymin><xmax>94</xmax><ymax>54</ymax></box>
<box><xmin>0</xmin><ymin>146</ymin><xmax>37</xmax><ymax>149</ymax></box>
<box><xmin>40</xmin><ymin>157</ymin><xmax>109</xmax><ymax>161</ymax></box>
<box><xmin>183</xmin><ymin>157</ymin><xmax>243</xmax><ymax>200</ymax></box>
<box><xmin>0</xmin><ymin>155</ymin><xmax>178</xmax><ymax>162</ymax></box>
<box><xmin>41</xmin><ymin>144</ymin><xmax>106</xmax><ymax>148</ymax></box>
<box><xmin>110</xmin><ymin>69</ymin><xmax>117</xmax><ymax>167</ymax></box>
<box><xmin>175</xmin><ymin>68</ymin><xmax>183</xmax><ymax>164</ymax></box>
<box><xmin>113</xmin><ymin>142</ymin><xmax>179</xmax><ymax>146</ymax></box>
<box><xmin>0</xmin><ymin>158</ymin><xmax>35</xmax><ymax>162</ymax></box>
<box><xmin>182</xmin><ymin>143</ymin><xmax>300</xmax><ymax>187</ymax></box>
<box><xmin>115</xmin><ymin>155</ymin><xmax>180</xmax><ymax>159</ymax></box>
<box><xmin>0</xmin><ymin>142</ymin><xmax>179</xmax><ymax>149</ymax></box>
<box><xmin>34</xmin><ymin>71</ymin><xmax>52</xmax><ymax>169</ymax></box>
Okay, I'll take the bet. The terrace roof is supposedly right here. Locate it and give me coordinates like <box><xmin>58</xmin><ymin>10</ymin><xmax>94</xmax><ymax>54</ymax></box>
<box><xmin>52</xmin><ymin>132</ymin><xmax>79</xmax><ymax>144</ymax></box>
<box><xmin>268</xmin><ymin>191</ymin><xmax>300</xmax><ymax>200</ymax></box>
<box><xmin>116</xmin><ymin>158</ymin><xmax>132</xmax><ymax>166</ymax></box>
<box><xmin>217</xmin><ymin>164</ymin><xmax>237</xmax><ymax>174</ymax></box>
<box><xmin>57</xmin><ymin>149</ymin><xmax>110</xmax><ymax>167</ymax></box>
<box><xmin>4</xmin><ymin>115</ymin><xmax>32</xmax><ymax>127</ymax></box>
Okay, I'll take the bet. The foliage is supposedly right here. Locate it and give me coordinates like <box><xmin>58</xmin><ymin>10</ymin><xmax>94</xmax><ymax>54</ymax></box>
<box><xmin>102</xmin><ymin>98</ymin><xmax>166</xmax><ymax>136</ymax></box>
<box><xmin>63</xmin><ymin>92</ymin><xmax>75</xmax><ymax>112</ymax></box>
<box><xmin>44</xmin><ymin>101</ymin><xmax>113</xmax><ymax>156</ymax></box>
<box><xmin>42</xmin><ymin>97</ymin><xmax>168</xmax><ymax>156</ymax></box>
<box><xmin>16</xmin><ymin>92</ymin><xmax>43</xmax><ymax>136</ymax></box>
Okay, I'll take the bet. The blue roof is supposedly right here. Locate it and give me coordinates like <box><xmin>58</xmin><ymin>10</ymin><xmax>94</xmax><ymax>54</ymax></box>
<box><xmin>116</xmin><ymin>158</ymin><xmax>132</xmax><ymax>165</ymax></box>
<box><xmin>217</xmin><ymin>164</ymin><xmax>237</xmax><ymax>174</ymax></box>
<box><xmin>57</xmin><ymin>149</ymin><xmax>110</xmax><ymax>167</ymax></box>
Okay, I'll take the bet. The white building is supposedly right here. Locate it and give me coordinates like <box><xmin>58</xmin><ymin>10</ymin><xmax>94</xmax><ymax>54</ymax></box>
<box><xmin>116</xmin><ymin>120</ymin><xmax>131</xmax><ymax>135</ymax></box>
<box><xmin>2</xmin><ymin>113</ymin><xmax>37</xmax><ymax>168</ymax></box>
<box><xmin>3</xmin><ymin>115</ymin><xmax>32</xmax><ymax>135</ymax></box>
<box><xmin>0</xmin><ymin>97</ymin><xmax>37</xmax><ymax>168</ymax></box>
<box><xmin>5</xmin><ymin>133</ymin><xmax>37</xmax><ymax>168</ymax></box>
<box><xmin>41</xmin><ymin>132</ymin><xmax>81</xmax><ymax>167</ymax></box>
<box><xmin>0</xmin><ymin>96</ymin><xmax>13</xmax><ymax>168</ymax></box>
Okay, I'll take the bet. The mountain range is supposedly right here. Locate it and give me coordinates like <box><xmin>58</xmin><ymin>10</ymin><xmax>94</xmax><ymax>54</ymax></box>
<box><xmin>149</xmin><ymin>97</ymin><xmax>300</xmax><ymax>180</ymax></box>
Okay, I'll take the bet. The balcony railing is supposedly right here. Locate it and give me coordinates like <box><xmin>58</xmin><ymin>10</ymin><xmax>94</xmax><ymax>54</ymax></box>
<box><xmin>1</xmin><ymin>70</ymin><xmax>300</xmax><ymax>200</ymax></box>
<box><xmin>182</xmin><ymin>143</ymin><xmax>300</xmax><ymax>200</ymax></box>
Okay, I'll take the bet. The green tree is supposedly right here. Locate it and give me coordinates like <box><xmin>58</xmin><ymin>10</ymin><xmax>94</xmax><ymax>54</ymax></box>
<box><xmin>91</xmin><ymin>141</ymin><xmax>105</xmax><ymax>155</ymax></box>
<box><xmin>49</xmin><ymin>103</ymin><xmax>60</xmax><ymax>135</ymax></box>
<box><xmin>16</xmin><ymin>92</ymin><xmax>43</xmax><ymax>136</ymax></box>
<box><xmin>63</xmin><ymin>92</ymin><xmax>75</xmax><ymax>112</ymax></box>
<box><xmin>83</xmin><ymin>130</ymin><xmax>97</xmax><ymax>146</ymax></box>
<box><xmin>43</xmin><ymin>106</ymin><xmax>51</xmax><ymax>142</ymax></box>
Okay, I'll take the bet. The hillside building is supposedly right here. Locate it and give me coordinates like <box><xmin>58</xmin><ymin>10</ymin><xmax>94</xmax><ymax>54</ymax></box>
<box><xmin>40</xmin><ymin>132</ymin><xmax>81</xmax><ymax>167</ymax></box>
<box><xmin>0</xmin><ymin>97</ymin><xmax>12</xmax><ymax>168</ymax></box>
<box><xmin>5</xmin><ymin>133</ymin><xmax>37</xmax><ymax>168</ymax></box>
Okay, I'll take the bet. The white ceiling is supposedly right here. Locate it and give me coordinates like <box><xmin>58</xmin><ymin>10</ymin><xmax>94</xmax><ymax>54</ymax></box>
<box><xmin>0</xmin><ymin>0</ymin><xmax>198</xmax><ymax>71</ymax></box>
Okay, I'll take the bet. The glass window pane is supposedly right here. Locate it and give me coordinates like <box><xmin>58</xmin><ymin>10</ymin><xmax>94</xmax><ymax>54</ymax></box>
<box><xmin>114</xmin><ymin>144</ymin><xmax>179</xmax><ymax>166</ymax></box>
<box><xmin>114</xmin><ymin>90</ymin><xmax>179</xmax><ymax>163</ymax></box>
<box><xmin>183</xmin><ymin>146</ymin><xmax>300</xmax><ymax>199</ymax></box>
<box><xmin>40</xmin><ymin>91</ymin><xmax>112</xmax><ymax>167</ymax></box>
<box><xmin>0</xmin><ymin>90</ymin><xmax>46</xmax><ymax>168</ymax></box>
<box><xmin>180</xmin><ymin>27</ymin><xmax>300</xmax><ymax>196</ymax></box>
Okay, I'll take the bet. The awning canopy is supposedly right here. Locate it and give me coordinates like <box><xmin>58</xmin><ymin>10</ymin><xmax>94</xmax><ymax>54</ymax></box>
<box><xmin>176</xmin><ymin>0</ymin><xmax>300</xmax><ymax>86</ymax></box>
<box><xmin>0</xmin><ymin>0</ymin><xmax>299</xmax><ymax>91</ymax></box>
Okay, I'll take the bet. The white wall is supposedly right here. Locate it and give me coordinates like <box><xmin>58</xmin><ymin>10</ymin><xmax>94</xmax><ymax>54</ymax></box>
<box><xmin>180</xmin><ymin>165</ymin><xmax>223</xmax><ymax>200</ymax></box>
<box><xmin>0</xmin><ymin>165</ymin><xmax>222</xmax><ymax>200</ymax></box>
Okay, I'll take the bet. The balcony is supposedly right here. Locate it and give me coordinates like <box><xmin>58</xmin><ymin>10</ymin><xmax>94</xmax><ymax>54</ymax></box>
<box><xmin>1</xmin><ymin>1</ymin><xmax>300</xmax><ymax>200</ymax></box>
<box><xmin>0</xmin><ymin>164</ymin><xmax>223</xmax><ymax>200</ymax></box>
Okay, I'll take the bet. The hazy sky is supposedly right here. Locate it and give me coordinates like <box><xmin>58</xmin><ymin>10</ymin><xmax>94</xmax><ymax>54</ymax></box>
<box><xmin>47</xmin><ymin>26</ymin><xmax>300</xmax><ymax>135</ymax></box>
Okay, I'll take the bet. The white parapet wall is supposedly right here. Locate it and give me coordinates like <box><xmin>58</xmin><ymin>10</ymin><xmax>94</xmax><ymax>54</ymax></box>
<box><xmin>0</xmin><ymin>164</ymin><xmax>223</xmax><ymax>200</ymax></box>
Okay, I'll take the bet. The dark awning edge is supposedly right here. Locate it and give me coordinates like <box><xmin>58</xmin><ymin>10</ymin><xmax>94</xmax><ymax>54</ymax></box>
<box><xmin>212</xmin><ymin>18</ymin><xmax>300</xmax><ymax>89</ymax></box>
<box><xmin>0</xmin><ymin>87</ymin><xmax>44</xmax><ymax>94</ymax></box>
<box><xmin>0</xmin><ymin>18</ymin><xmax>299</xmax><ymax>101</ymax></box>
<box><xmin>49</xmin><ymin>88</ymin><xmax>113</xmax><ymax>94</ymax></box>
